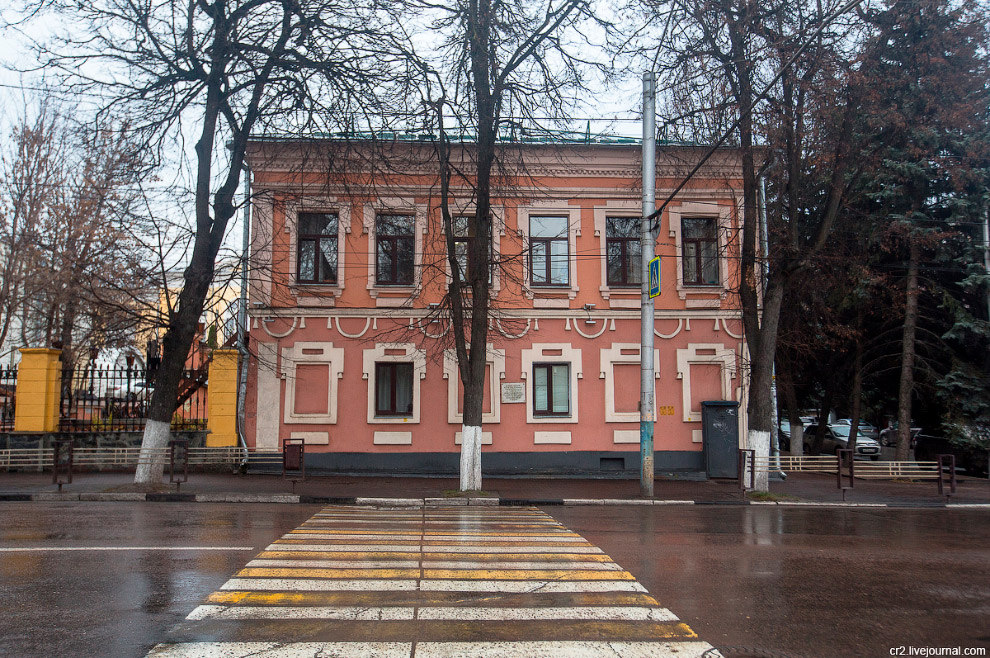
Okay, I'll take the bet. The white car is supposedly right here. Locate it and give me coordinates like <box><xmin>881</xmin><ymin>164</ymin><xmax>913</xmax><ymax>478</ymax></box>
<box><xmin>804</xmin><ymin>424</ymin><xmax>881</xmax><ymax>460</ymax></box>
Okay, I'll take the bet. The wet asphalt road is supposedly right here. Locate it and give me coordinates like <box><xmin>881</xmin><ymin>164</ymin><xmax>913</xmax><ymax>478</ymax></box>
<box><xmin>0</xmin><ymin>503</ymin><xmax>321</xmax><ymax>658</ymax></box>
<box><xmin>550</xmin><ymin>505</ymin><xmax>990</xmax><ymax>658</ymax></box>
<box><xmin>0</xmin><ymin>502</ymin><xmax>987</xmax><ymax>658</ymax></box>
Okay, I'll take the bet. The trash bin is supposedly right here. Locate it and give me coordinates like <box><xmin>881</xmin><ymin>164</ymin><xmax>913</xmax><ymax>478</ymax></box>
<box><xmin>702</xmin><ymin>400</ymin><xmax>740</xmax><ymax>478</ymax></box>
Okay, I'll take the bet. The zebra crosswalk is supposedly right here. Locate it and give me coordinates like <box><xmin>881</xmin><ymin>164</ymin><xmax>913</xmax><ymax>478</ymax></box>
<box><xmin>147</xmin><ymin>506</ymin><xmax>719</xmax><ymax>657</ymax></box>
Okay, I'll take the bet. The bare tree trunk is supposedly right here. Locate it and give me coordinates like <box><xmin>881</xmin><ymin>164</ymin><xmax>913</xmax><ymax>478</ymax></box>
<box><xmin>813</xmin><ymin>376</ymin><xmax>836</xmax><ymax>455</ymax></box>
<box><xmin>895</xmin><ymin>238</ymin><xmax>921</xmax><ymax>462</ymax></box>
<box><xmin>848</xmin><ymin>329</ymin><xmax>864</xmax><ymax>452</ymax></box>
<box><xmin>779</xmin><ymin>355</ymin><xmax>804</xmax><ymax>456</ymax></box>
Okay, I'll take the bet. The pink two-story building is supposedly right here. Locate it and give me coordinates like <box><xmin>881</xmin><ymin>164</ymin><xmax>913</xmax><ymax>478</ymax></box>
<box><xmin>243</xmin><ymin>137</ymin><xmax>748</xmax><ymax>476</ymax></box>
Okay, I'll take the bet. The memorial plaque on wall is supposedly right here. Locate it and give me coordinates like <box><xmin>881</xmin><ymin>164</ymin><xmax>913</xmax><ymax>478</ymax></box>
<box><xmin>501</xmin><ymin>382</ymin><xmax>525</xmax><ymax>404</ymax></box>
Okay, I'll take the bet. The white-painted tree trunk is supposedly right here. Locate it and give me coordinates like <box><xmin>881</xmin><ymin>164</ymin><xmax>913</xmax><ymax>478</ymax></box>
<box><xmin>749</xmin><ymin>429</ymin><xmax>770</xmax><ymax>492</ymax></box>
<box><xmin>459</xmin><ymin>424</ymin><xmax>482</xmax><ymax>491</ymax></box>
<box><xmin>134</xmin><ymin>418</ymin><xmax>171</xmax><ymax>484</ymax></box>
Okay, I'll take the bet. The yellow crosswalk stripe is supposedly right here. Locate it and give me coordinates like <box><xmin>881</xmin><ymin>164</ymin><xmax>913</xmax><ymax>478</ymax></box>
<box><xmin>147</xmin><ymin>505</ymin><xmax>717</xmax><ymax>658</ymax></box>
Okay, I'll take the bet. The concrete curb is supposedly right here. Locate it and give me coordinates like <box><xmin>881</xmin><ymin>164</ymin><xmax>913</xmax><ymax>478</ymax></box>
<box><xmin>0</xmin><ymin>492</ymin><xmax>986</xmax><ymax>508</ymax></box>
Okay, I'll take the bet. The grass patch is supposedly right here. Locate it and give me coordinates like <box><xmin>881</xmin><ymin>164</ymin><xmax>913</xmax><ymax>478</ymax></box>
<box><xmin>443</xmin><ymin>489</ymin><xmax>493</xmax><ymax>498</ymax></box>
<box><xmin>747</xmin><ymin>491</ymin><xmax>799</xmax><ymax>502</ymax></box>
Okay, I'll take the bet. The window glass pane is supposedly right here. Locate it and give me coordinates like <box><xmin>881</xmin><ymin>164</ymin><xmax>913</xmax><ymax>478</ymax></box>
<box><xmin>396</xmin><ymin>237</ymin><xmax>415</xmax><ymax>283</ymax></box>
<box><xmin>298</xmin><ymin>240</ymin><xmax>315</xmax><ymax>280</ymax></box>
<box><xmin>531</xmin><ymin>241</ymin><xmax>547</xmax><ymax>284</ymax></box>
<box><xmin>531</xmin><ymin>216</ymin><xmax>567</xmax><ymax>238</ymax></box>
<box><xmin>454</xmin><ymin>240</ymin><xmax>468</xmax><ymax>279</ymax></box>
<box><xmin>606</xmin><ymin>241</ymin><xmax>623</xmax><ymax>284</ymax></box>
<box><xmin>549</xmin><ymin>239</ymin><xmax>568</xmax><ymax>284</ymax></box>
<box><xmin>700</xmin><ymin>240</ymin><xmax>719</xmax><ymax>284</ymax></box>
<box><xmin>606</xmin><ymin>216</ymin><xmax>638</xmax><ymax>238</ymax></box>
<box><xmin>627</xmin><ymin>240</ymin><xmax>642</xmax><ymax>284</ymax></box>
<box><xmin>453</xmin><ymin>216</ymin><xmax>472</xmax><ymax>237</ymax></box>
<box><xmin>376</xmin><ymin>364</ymin><xmax>392</xmax><ymax>413</ymax></box>
<box><xmin>319</xmin><ymin>238</ymin><xmax>337</xmax><ymax>282</ymax></box>
<box><xmin>534</xmin><ymin>366</ymin><xmax>548</xmax><ymax>412</ymax></box>
<box><xmin>378</xmin><ymin>214</ymin><xmax>414</xmax><ymax>236</ymax></box>
<box><xmin>683</xmin><ymin>242</ymin><xmax>698</xmax><ymax>283</ymax></box>
<box><xmin>395</xmin><ymin>363</ymin><xmax>413</xmax><ymax>414</ymax></box>
<box><xmin>377</xmin><ymin>240</ymin><xmax>393</xmax><ymax>282</ymax></box>
<box><xmin>300</xmin><ymin>212</ymin><xmax>337</xmax><ymax>235</ymax></box>
<box><xmin>551</xmin><ymin>364</ymin><xmax>569</xmax><ymax>413</ymax></box>
<box><xmin>683</xmin><ymin>218</ymin><xmax>713</xmax><ymax>240</ymax></box>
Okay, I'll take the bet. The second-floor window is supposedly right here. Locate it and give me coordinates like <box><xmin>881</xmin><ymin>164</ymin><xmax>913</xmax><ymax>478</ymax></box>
<box><xmin>297</xmin><ymin>212</ymin><xmax>338</xmax><ymax>284</ymax></box>
<box><xmin>682</xmin><ymin>217</ymin><xmax>719</xmax><ymax>286</ymax></box>
<box><xmin>375</xmin><ymin>362</ymin><xmax>414</xmax><ymax>416</ymax></box>
<box><xmin>376</xmin><ymin>214</ymin><xmax>415</xmax><ymax>285</ymax></box>
<box><xmin>606</xmin><ymin>216</ymin><xmax>642</xmax><ymax>287</ymax></box>
<box><xmin>452</xmin><ymin>216</ymin><xmax>492</xmax><ymax>284</ymax></box>
<box><xmin>530</xmin><ymin>216</ymin><xmax>568</xmax><ymax>286</ymax></box>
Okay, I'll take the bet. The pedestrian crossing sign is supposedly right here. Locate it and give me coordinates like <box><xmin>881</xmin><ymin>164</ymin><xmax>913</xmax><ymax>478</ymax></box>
<box><xmin>648</xmin><ymin>256</ymin><xmax>661</xmax><ymax>298</ymax></box>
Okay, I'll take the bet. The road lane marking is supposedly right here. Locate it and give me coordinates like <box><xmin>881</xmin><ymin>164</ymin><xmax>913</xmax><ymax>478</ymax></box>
<box><xmin>415</xmin><ymin>606</ymin><xmax>679</xmax><ymax>621</ymax></box>
<box><xmin>415</xmin><ymin>641</ymin><xmax>718</xmax><ymax>658</ymax></box>
<box><xmin>421</xmin><ymin>560</ymin><xmax>624</xmax><ymax>571</ymax></box>
<box><xmin>235</xmin><ymin>567</ymin><xmax>422</xmax><ymax>579</ymax></box>
<box><xmin>247</xmin><ymin>559</ymin><xmax>421</xmax><ymax>569</ymax></box>
<box><xmin>0</xmin><ymin>546</ymin><xmax>256</xmax><ymax>552</ymax></box>
<box><xmin>220</xmin><ymin>578</ymin><xmax>419</xmax><ymax>591</ymax></box>
<box><xmin>205</xmin><ymin>590</ymin><xmax>663</xmax><ymax>607</ymax></box>
<box><xmin>147</xmin><ymin>642</ymin><xmax>411</xmax><ymax>658</ymax></box>
<box><xmin>187</xmin><ymin>604</ymin><xmax>417</xmax><ymax>620</ymax></box>
<box><xmin>267</xmin><ymin>543</ymin><xmax>604</xmax><ymax>554</ymax></box>
<box><xmin>419</xmin><ymin>580</ymin><xmax>649</xmax><ymax>593</ymax></box>
<box><xmin>257</xmin><ymin>550</ymin><xmax>612</xmax><ymax>561</ymax></box>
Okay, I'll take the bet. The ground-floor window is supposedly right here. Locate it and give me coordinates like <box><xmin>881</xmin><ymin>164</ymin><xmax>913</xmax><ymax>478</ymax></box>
<box><xmin>375</xmin><ymin>362</ymin><xmax>413</xmax><ymax>416</ymax></box>
<box><xmin>533</xmin><ymin>362</ymin><xmax>570</xmax><ymax>417</ymax></box>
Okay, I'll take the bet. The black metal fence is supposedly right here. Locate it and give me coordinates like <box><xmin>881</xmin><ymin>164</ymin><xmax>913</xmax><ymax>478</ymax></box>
<box><xmin>0</xmin><ymin>367</ymin><xmax>16</xmax><ymax>431</ymax></box>
<box><xmin>58</xmin><ymin>365</ymin><xmax>207</xmax><ymax>432</ymax></box>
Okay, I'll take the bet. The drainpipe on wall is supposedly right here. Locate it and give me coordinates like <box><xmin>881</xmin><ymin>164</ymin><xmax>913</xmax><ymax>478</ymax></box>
<box><xmin>235</xmin><ymin>164</ymin><xmax>251</xmax><ymax>469</ymax></box>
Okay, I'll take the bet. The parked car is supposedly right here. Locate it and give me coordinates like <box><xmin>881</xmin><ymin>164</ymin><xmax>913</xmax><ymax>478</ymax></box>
<box><xmin>879</xmin><ymin>423</ymin><xmax>922</xmax><ymax>447</ymax></box>
<box><xmin>913</xmin><ymin>434</ymin><xmax>989</xmax><ymax>477</ymax></box>
<box><xmin>834</xmin><ymin>419</ymin><xmax>880</xmax><ymax>441</ymax></box>
<box><xmin>107</xmin><ymin>381</ymin><xmax>154</xmax><ymax>400</ymax></box>
<box><xmin>804</xmin><ymin>424</ymin><xmax>882</xmax><ymax>460</ymax></box>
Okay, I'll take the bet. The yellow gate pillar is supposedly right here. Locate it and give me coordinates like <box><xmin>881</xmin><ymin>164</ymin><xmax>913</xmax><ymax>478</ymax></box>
<box><xmin>206</xmin><ymin>348</ymin><xmax>240</xmax><ymax>447</ymax></box>
<box><xmin>14</xmin><ymin>348</ymin><xmax>61</xmax><ymax>433</ymax></box>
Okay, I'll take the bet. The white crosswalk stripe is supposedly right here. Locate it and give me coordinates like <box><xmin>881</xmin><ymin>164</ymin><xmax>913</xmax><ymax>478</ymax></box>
<box><xmin>147</xmin><ymin>505</ymin><xmax>720</xmax><ymax>658</ymax></box>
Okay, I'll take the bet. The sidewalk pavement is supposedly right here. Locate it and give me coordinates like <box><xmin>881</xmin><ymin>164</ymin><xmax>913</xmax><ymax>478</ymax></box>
<box><xmin>1</xmin><ymin>469</ymin><xmax>988</xmax><ymax>507</ymax></box>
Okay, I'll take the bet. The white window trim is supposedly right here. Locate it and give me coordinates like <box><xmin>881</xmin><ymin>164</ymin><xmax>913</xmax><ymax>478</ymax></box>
<box><xmin>280</xmin><ymin>342</ymin><xmax>345</xmax><ymax>425</ymax></box>
<box><xmin>676</xmin><ymin>343</ymin><xmax>736</xmax><ymax>423</ymax></box>
<box><xmin>363</xmin><ymin>342</ymin><xmax>427</xmax><ymax>424</ymax></box>
<box><xmin>443</xmin><ymin>344</ymin><xmax>505</xmax><ymax>424</ymax></box>
<box><xmin>667</xmin><ymin>201</ymin><xmax>733</xmax><ymax>306</ymax></box>
<box><xmin>599</xmin><ymin>343</ymin><xmax>660</xmax><ymax>423</ymax></box>
<box><xmin>520</xmin><ymin>343</ymin><xmax>582</xmax><ymax>424</ymax></box>
<box><xmin>285</xmin><ymin>199</ymin><xmax>350</xmax><ymax>303</ymax></box>
<box><xmin>593</xmin><ymin>201</ymin><xmax>642</xmax><ymax>301</ymax></box>
<box><xmin>517</xmin><ymin>203</ymin><xmax>581</xmax><ymax>301</ymax></box>
<box><xmin>364</xmin><ymin>198</ymin><xmax>428</xmax><ymax>303</ymax></box>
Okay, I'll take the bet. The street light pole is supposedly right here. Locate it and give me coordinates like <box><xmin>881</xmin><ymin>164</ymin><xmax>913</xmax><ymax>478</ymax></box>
<box><xmin>641</xmin><ymin>71</ymin><xmax>656</xmax><ymax>498</ymax></box>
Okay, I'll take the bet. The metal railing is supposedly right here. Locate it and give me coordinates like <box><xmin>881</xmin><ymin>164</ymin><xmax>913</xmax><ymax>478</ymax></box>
<box><xmin>740</xmin><ymin>451</ymin><xmax>959</xmax><ymax>497</ymax></box>
<box><xmin>0</xmin><ymin>366</ymin><xmax>16</xmax><ymax>431</ymax></box>
<box><xmin>0</xmin><ymin>446</ymin><xmax>281</xmax><ymax>471</ymax></box>
<box><xmin>58</xmin><ymin>365</ymin><xmax>207</xmax><ymax>433</ymax></box>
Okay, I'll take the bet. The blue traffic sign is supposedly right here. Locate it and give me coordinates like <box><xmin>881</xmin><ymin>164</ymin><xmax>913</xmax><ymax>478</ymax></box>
<box><xmin>648</xmin><ymin>256</ymin><xmax>661</xmax><ymax>298</ymax></box>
